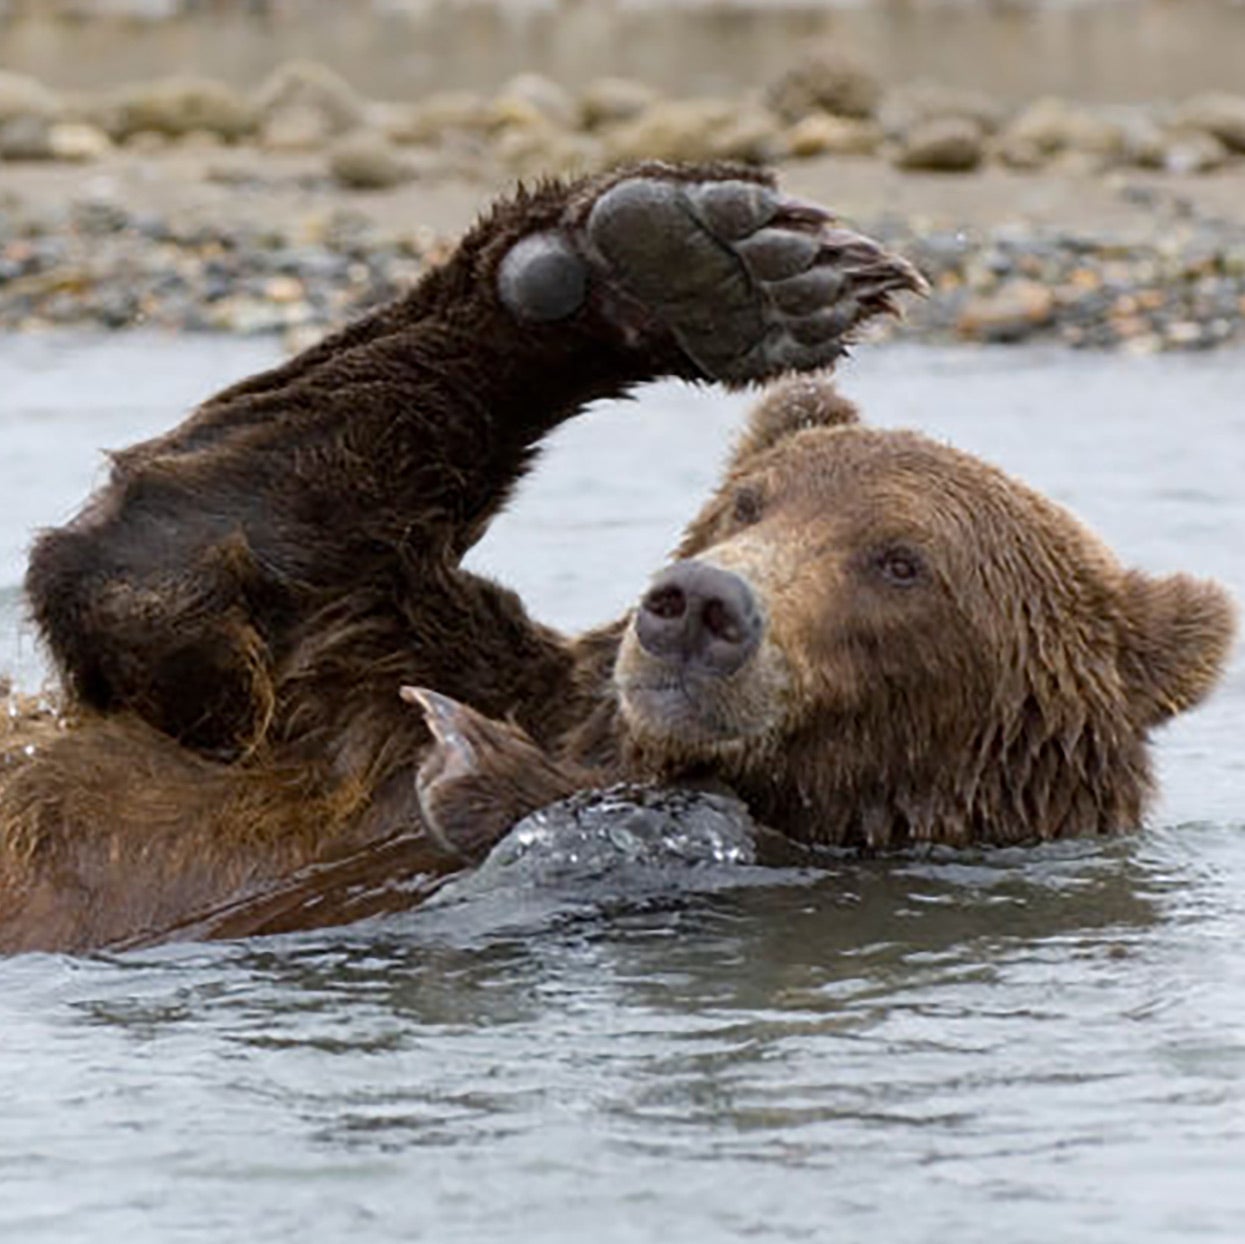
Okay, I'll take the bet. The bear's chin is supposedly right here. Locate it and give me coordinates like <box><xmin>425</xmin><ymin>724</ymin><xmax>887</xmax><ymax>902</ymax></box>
<box><xmin>614</xmin><ymin>676</ymin><xmax>782</xmax><ymax>761</ymax></box>
<box><xmin>613</xmin><ymin>623</ymin><xmax>794</xmax><ymax>759</ymax></box>
<box><xmin>620</xmin><ymin>682</ymin><xmax>734</xmax><ymax>745</ymax></box>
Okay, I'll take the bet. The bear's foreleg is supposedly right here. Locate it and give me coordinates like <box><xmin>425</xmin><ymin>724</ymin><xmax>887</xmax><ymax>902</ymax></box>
<box><xmin>26</xmin><ymin>165</ymin><xmax>921</xmax><ymax>759</ymax></box>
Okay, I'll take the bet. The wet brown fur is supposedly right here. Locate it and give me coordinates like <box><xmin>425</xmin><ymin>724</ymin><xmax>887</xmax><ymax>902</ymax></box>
<box><xmin>1</xmin><ymin>167</ymin><xmax>1234</xmax><ymax>954</ymax></box>
<box><xmin>615</xmin><ymin>382</ymin><xmax>1235</xmax><ymax>849</ymax></box>
<box><xmin>1</xmin><ymin>163</ymin><xmax>754</xmax><ymax>954</ymax></box>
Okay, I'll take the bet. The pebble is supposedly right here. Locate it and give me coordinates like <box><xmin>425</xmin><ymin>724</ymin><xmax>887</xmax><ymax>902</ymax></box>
<box><xmin>0</xmin><ymin>114</ymin><xmax>53</xmax><ymax>159</ymax></box>
<box><xmin>1173</xmin><ymin>92</ymin><xmax>1245</xmax><ymax>154</ymax></box>
<box><xmin>251</xmin><ymin>60</ymin><xmax>364</xmax><ymax>139</ymax></box>
<box><xmin>1163</xmin><ymin>130</ymin><xmax>1229</xmax><ymax>175</ymax></box>
<box><xmin>956</xmin><ymin>278</ymin><xmax>1055</xmax><ymax>341</ymax></box>
<box><xmin>326</xmin><ymin>130</ymin><xmax>415</xmax><ymax>190</ymax></box>
<box><xmin>578</xmin><ymin>77</ymin><xmax>661</xmax><ymax>130</ymax></box>
<box><xmin>877</xmin><ymin>214</ymin><xmax>1245</xmax><ymax>350</ymax></box>
<box><xmin>0</xmin><ymin>200</ymin><xmax>423</xmax><ymax>335</ymax></box>
<box><xmin>894</xmin><ymin>117</ymin><xmax>985</xmax><ymax>173</ymax></box>
<box><xmin>0</xmin><ymin>184</ymin><xmax>1242</xmax><ymax>353</ymax></box>
<box><xmin>48</xmin><ymin>122</ymin><xmax>113</xmax><ymax>162</ymax></box>
<box><xmin>785</xmin><ymin>113</ymin><xmax>881</xmax><ymax>159</ymax></box>
<box><xmin>765</xmin><ymin>46</ymin><xmax>882</xmax><ymax>123</ymax></box>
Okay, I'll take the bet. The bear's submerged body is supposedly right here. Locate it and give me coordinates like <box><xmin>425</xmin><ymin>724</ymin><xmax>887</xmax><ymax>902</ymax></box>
<box><xmin>0</xmin><ymin>164</ymin><xmax>1233</xmax><ymax>955</ymax></box>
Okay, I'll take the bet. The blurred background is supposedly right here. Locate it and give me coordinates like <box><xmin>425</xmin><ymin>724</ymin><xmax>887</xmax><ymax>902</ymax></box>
<box><xmin>2</xmin><ymin>0</ymin><xmax>1243</xmax><ymax>103</ymax></box>
<box><xmin>2</xmin><ymin>11</ymin><xmax>1245</xmax><ymax>1244</ymax></box>
<box><xmin>0</xmin><ymin>0</ymin><xmax>1243</xmax><ymax>349</ymax></box>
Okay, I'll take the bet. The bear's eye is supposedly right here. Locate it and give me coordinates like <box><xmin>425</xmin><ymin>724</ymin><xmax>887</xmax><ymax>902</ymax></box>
<box><xmin>730</xmin><ymin>486</ymin><xmax>765</xmax><ymax>526</ymax></box>
<box><xmin>873</xmin><ymin>546</ymin><xmax>926</xmax><ymax>587</ymax></box>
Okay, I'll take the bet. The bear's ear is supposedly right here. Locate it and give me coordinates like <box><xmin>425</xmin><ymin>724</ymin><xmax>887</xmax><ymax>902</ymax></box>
<box><xmin>1117</xmin><ymin>570</ymin><xmax>1236</xmax><ymax>727</ymax></box>
<box><xmin>730</xmin><ymin>375</ymin><xmax>860</xmax><ymax>471</ymax></box>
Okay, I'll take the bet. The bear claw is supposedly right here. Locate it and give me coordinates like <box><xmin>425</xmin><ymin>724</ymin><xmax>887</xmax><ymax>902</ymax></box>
<box><xmin>497</xmin><ymin>172</ymin><xmax>924</xmax><ymax>380</ymax></box>
<box><xmin>402</xmin><ymin>685</ymin><xmax>580</xmax><ymax>864</ymax></box>
<box><xmin>576</xmin><ymin>174</ymin><xmax>925</xmax><ymax>382</ymax></box>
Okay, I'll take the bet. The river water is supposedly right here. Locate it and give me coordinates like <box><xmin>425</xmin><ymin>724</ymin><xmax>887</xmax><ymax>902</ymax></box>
<box><xmin>1</xmin><ymin>336</ymin><xmax>1243</xmax><ymax>1241</ymax></box>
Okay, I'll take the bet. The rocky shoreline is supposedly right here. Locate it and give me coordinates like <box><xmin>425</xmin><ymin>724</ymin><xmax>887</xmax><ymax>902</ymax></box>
<box><xmin>2</xmin><ymin>176</ymin><xmax>1242</xmax><ymax>353</ymax></box>
<box><xmin>889</xmin><ymin>211</ymin><xmax>1245</xmax><ymax>352</ymax></box>
<box><xmin>1</xmin><ymin>55</ymin><xmax>1245</xmax><ymax>350</ymax></box>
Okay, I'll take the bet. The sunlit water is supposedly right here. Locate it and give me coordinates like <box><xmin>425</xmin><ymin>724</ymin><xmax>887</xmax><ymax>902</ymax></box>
<box><xmin>1</xmin><ymin>335</ymin><xmax>1243</xmax><ymax>1242</ymax></box>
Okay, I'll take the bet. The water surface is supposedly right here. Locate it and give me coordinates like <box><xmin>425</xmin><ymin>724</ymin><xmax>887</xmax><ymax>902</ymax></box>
<box><xmin>1</xmin><ymin>336</ymin><xmax>1243</xmax><ymax>1242</ymax></box>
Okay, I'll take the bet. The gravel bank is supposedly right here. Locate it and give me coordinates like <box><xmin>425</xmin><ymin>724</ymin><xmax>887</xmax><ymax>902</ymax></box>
<box><xmin>1</xmin><ymin>54</ymin><xmax>1244</xmax><ymax>351</ymax></box>
<box><xmin>2</xmin><ymin>158</ymin><xmax>1242</xmax><ymax>352</ymax></box>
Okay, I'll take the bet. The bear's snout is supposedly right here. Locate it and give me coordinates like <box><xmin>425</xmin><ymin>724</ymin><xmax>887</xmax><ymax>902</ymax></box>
<box><xmin>636</xmin><ymin>561</ymin><xmax>762</xmax><ymax>677</ymax></box>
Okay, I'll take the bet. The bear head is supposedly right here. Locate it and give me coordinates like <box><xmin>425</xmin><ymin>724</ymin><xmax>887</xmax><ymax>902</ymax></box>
<box><xmin>614</xmin><ymin>377</ymin><xmax>1236</xmax><ymax>848</ymax></box>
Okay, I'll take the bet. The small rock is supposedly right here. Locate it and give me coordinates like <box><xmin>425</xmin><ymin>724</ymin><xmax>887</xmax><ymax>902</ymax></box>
<box><xmin>283</xmin><ymin>323</ymin><xmax>326</xmax><ymax>356</ymax></box>
<box><xmin>252</xmin><ymin>61</ymin><xmax>364</xmax><ymax>139</ymax></box>
<box><xmin>1109</xmin><ymin>312</ymin><xmax>1150</xmax><ymax>341</ymax></box>
<box><xmin>604</xmin><ymin>99</ymin><xmax>782</xmax><ymax>166</ymax></box>
<box><xmin>259</xmin><ymin>103</ymin><xmax>335</xmax><ymax>152</ymax></box>
<box><xmin>104</xmin><ymin>77</ymin><xmax>256</xmax><ymax>142</ymax></box>
<box><xmin>785</xmin><ymin>112</ymin><xmax>882</xmax><ymax>158</ymax></box>
<box><xmin>489</xmin><ymin>96</ymin><xmax>551</xmax><ymax>135</ymax></box>
<box><xmin>47</xmin><ymin>121</ymin><xmax>112</xmax><ymax>162</ymax></box>
<box><xmin>957</xmin><ymin>279</ymin><xmax>1056</xmax><ymax>342</ymax></box>
<box><xmin>880</xmin><ymin>80</ymin><xmax>1007</xmax><ymax>139</ymax></box>
<box><xmin>385</xmin><ymin>91</ymin><xmax>494</xmax><ymax>146</ymax></box>
<box><xmin>0</xmin><ymin>70</ymin><xmax>62</xmax><ymax>126</ymax></box>
<box><xmin>124</xmin><ymin>129</ymin><xmax>170</xmax><ymax>154</ymax></box>
<box><xmin>1113</xmin><ymin>109</ymin><xmax>1168</xmax><ymax>169</ymax></box>
<box><xmin>494</xmin><ymin>122</ymin><xmax>601</xmax><ymax>177</ymax></box>
<box><xmin>1048</xmin><ymin>148</ymin><xmax>1109</xmax><ymax>177</ymax></box>
<box><xmin>1173</xmin><ymin>92</ymin><xmax>1245</xmax><ymax>154</ymax></box>
<box><xmin>994</xmin><ymin>135</ymin><xmax>1046</xmax><ymax>171</ymax></box>
<box><xmin>1223</xmin><ymin>247</ymin><xmax>1245</xmax><ymax>279</ymax></box>
<box><xmin>1163</xmin><ymin>128</ymin><xmax>1231</xmax><ymax>175</ymax></box>
<box><xmin>179</xmin><ymin>127</ymin><xmax>227</xmax><ymax>151</ymax></box>
<box><xmin>1122</xmin><ymin>332</ymin><xmax>1165</xmax><ymax>356</ymax></box>
<box><xmin>766</xmin><ymin>46</ymin><xmax>881</xmax><ymax>122</ymax></box>
<box><xmin>70</xmin><ymin>197</ymin><xmax>130</xmax><ymax>236</ymax></box>
<box><xmin>996</xmin><ymin>97</ymin><xmax>1124</xmax><ymax>168</ymax></box>
<box><xmin>0</xmin><ymin>114</ymin><xmax>53</xmax><ymax>160</ymax></box>
<box><xmin>710</xmin><ymin>106</ymin><xmax>787</xmax><ymax>163</ymax></box>
<box><xmin>327</xmin><ymin>130</ymin><xmax>415</xmax><ymax>190</ymax></box>
<box><xmin>206</xmin><ymin>296</ymin><xmax>291</xmax><ymax>334</ymax></box>
<box><xmin>263</xmin><ymin>275</ymin><xmax>306</xmax><ymax>304</ymax></box>
<box><xmin>894</xmin><ymin>117</ymin><xmax>985</xmax><ymax>173</ymax></box>
<box><xmin>1165</xmin><ymin>320</ymin><xmax>1209</xmax><ymax>348</ymax></box>
<box><xmin>494</xmin><ymin>74</ymin><xmax>577</xmax><ymax>130</ymax></box>
<box><xmin>579</xmin><ymin>77</ymin><xmax>661</xmax><ymax>130</ymax></box>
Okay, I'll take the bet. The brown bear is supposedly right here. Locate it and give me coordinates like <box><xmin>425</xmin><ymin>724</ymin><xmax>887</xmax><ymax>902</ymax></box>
<box><xmin>0</xmin><ymin>163</ymin><xmax>1233</xmax><ymax>955</ymax></box>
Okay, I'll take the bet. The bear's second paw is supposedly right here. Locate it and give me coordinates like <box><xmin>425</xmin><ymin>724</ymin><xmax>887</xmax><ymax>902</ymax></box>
<box><xmin>402</xmin><ymin>686</ymin><xmax>586</xmax><ymax>863</ymax></box>
<box><xmin>498</xmin><ymin>169</ymin><xmax>927</xmax><ymax>383</ymax></box>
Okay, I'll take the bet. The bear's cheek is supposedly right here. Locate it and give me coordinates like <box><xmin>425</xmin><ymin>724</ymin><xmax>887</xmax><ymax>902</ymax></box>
<box><xmin>698</xmin><ymin>533</ymin><xmax>990</xmax><ymax>732</ymax></box>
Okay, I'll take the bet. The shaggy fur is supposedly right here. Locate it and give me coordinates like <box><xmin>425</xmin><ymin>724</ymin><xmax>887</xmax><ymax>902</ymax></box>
<box><xmin>0</xmin><ymin>165</ymin><xmax>1233</xmax><ymax>955</ymax></box>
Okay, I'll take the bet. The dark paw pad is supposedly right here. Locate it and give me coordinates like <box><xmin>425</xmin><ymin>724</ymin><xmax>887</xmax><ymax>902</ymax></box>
<box><xmin>583</xmin><ymin>176</ymin><xmax>926</xmax><ymax>382</ymax></box>
<box><xmin>498</xmin><ymin>233</ymin><xmax>589</xmax><ymax>323</ymax></box>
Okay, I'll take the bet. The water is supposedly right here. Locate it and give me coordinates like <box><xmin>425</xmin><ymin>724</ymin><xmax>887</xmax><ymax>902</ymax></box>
<box><xmin>1</xmin><ymin>335</ymin><xmax>1243</xmax><ymax>1241</ymax></box>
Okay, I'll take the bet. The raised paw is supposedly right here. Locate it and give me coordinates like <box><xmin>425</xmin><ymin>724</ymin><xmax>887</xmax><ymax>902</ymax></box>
<box><xmin>402</xmin><ymin>686</ymin><xmax>586</xmax><ymax>862</ymax></box>
<box><xmin>498</xmin><ymin>168</ymin><xmax>927</xmax><ymax>383</ymax></box>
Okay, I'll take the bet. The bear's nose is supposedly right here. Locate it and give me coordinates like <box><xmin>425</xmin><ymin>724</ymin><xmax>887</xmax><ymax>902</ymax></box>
<box><xmin>636</xmin><ymin>561</ymin><xmax>762</xmax><ymax>675</ymax></box>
